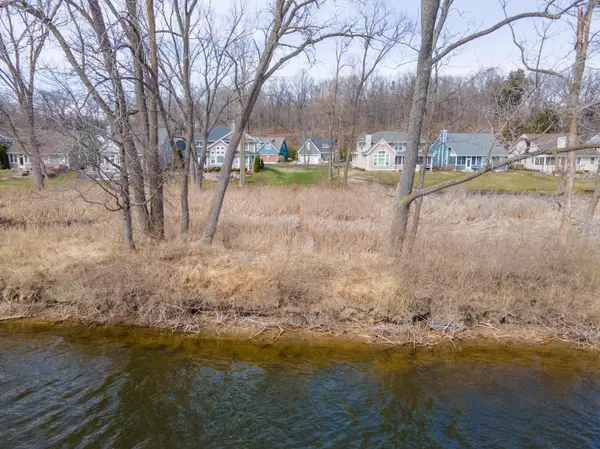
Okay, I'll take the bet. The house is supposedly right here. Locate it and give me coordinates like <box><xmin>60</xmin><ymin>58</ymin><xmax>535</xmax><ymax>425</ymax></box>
<box><xmin>430</xmin><ymin>131</ymin><xmax>509</xmax><ymax>172</ymax></box>
<box><xmin>297</xmin><ymin>137</ymin><xmax>336</xmax><ymax>164</ymax></box>
<box><xmin>256</xmin><ymin>137</ymin><xmax>288</xmax><ymax>163</ymax></box>
<box><xmin>6</xmin><ymin>130</ymin><xmax>76</xmax><ymax>170</ymax></box>
<box><xmin>352</xmin><ymin>131</ymin><xmax>430</xmax><ymax>171</ymax></box>
<box><xmin>197</xmin><ymin>125</ymin><xmax>259</xmax><ymax>170</ymax></box>
<box><xmin>512</xmin><ymin>133</ymin><xmax>600</xmax><ymax>173</ymax></box>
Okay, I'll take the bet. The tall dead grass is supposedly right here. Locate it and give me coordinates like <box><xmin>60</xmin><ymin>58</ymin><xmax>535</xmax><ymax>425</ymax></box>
<box><xmin>1</xmin><ymin>183</ymin><xmax>600</xmax><ymax>342</ymax></box>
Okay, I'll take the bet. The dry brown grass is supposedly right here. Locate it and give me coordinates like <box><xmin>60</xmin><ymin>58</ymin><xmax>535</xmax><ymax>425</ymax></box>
<box><xmin>1</xmin><ymin>182</ymin><xmax>600</xmax><ymax>345</ymax></box>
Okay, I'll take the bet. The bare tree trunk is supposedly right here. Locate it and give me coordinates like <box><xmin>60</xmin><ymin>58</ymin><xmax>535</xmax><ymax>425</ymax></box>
<box><xmin>119</xmin><ymin>143</ymin><xmax>135</xmax><ymax>249</ymax></box>
<box><xmin>342</xmin><ymin>112</ymin><xmax>357</xmax><ymax>186</ymax></box>
<box><xmin>144</xmin><ymin>0</ymin><xmax>165</xmax><ymax>239</ymax></box>
<box><xmin>584</xmin><ymin>163</ymin><xmax>600</xmax><ymax>236</ymax></box>
<box><xmin>197</xmin><ymin>132</ymin><xmax>209</xmax><ymax>188</ymax></box>
<box><xmin>391</xmin><ymin>0</ymin><xmax>439</xmax><ymax>253</ymax></box>
<box><xmin>559</xmin><ymin>1</ymin><xmax>593</xmax><ymax>243</ymax></box>
<box><xmin>239</xmin><ymin>131</ymin><xmax>245</xmax><ymax>186</ymax></box>
<box><xmin>408</xmin><ymin>149</ymin><xmax>428</xmax><ymax>248</ymax></box>
<box><xmin>181</xmin><ymin>128</ymin><xmax>192</xmax><ymax>238</ymax></box>
<box><xmin>24</xmin><ymin>98</ymin><xmax>44</xmax><ymax>191</ymax></box>
<box><xmin>88</xmin><ymin>0</ymin><xmax>150</xmax><ymax>232</ymax></box>
<box><xmin>327</xmin><ymin>118</ymin><xmax>336</xmax><ymax>183</ymax></box>
<box><xmin>201</xmin><ymin>125</ymin><xmax>246</xmax><ymax>243</ymax></box>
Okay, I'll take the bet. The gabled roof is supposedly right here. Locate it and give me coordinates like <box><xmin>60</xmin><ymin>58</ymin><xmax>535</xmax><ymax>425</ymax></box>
<box><xmin>517</xmin><ymin>133</ymin><xmax>564</xmax><ymax>152</ymax></box>
<box><xmin>194</xmin><ymin>125</ymin><xmax>232</xmax><ymax>143</ymax></box>
<box><xmin>256</xmin><ymin>136</ymin><xmax>286</xmax><ymax>149</ymax></box>
<box><xmin>0</xmin><ymin>133</ymin><xmax>12</xmax><ymax>147</ymax></box>
<box><xmin>299</xmin><ymin>137</ymin><xmax>336</xmax><ymax>153</ymax></box>
<box><xmin>358</xmin><ymin>131</ymin><xmax>408</xmax><ymax>144</ymax></box>
<box><xmin>442</xmin><ymin>133</ymin><xmax>508</xmax><ymax>157</ymax></box>
<box><xmin>6</xmin><ymin>130</ymin><xmax>77</xmax><ymax>155</ymax></box>
<box><xmin>518</xmin><ymin>133</ymin><xmax>600</xmax><ymax>157</ymax></box>
<box><xmin>363</xmin><ymin>138</ymin><xmax>395</xmax><ymax>155</ymax></box>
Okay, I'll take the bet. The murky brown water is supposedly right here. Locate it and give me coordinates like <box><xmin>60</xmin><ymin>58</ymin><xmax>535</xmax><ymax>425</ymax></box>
<box><xmin>1</xmin><ymin>322</ymin><xmax>599</xmax><ymax>448</ymax></box>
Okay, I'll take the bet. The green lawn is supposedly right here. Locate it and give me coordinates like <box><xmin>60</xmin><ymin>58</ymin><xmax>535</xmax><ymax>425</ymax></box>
<box><xmin>246</xmin><ymin>165</ymin><xmax>331</xmax><ymax>186</ymax></box>
<box><xmin>354</xmin><ymin>169</ymin><xmax>596</xmax><ymax>194</ymax></box>
<box><xmin>0</xmin><ymin>170</ymin><xmax>79</xmax><ymax>188</ymax></box>
<box><xmin>1</xmin><ymin>165</ymin><xmax>596</xmax><ymax>195</ymax></box>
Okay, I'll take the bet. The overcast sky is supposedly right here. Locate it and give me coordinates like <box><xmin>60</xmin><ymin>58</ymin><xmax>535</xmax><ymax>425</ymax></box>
<box><xmin>6</xmin><ymin>0</ymin><xmax>599</xmax><ymax>88</ymax></box>
<box><xmin>284</xmin><ymin>0</ymin><xmax>599</xmax><ymax>80</ymax></box>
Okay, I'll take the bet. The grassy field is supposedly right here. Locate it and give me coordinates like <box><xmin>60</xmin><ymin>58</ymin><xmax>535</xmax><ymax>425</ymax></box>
<box><xmin>246</xmin><ymin>165</ymin><xmax>330</xmax><ymax>186</ymax></box>
<box><xmin>352</xmin><ymin>169</ymin><xmax>597</xmax><ymax>194</ymax></box>
<box><xmin>2</xmin><ymin>165</ymin><xmax>597</xmax><ymax>194</ymax></box>
<box><xmin>0</xmin><ymin>170</ymin><xmax>79</xmax><ymax>188</ymax></box>
<box><xmin>1</xmin><ymin>182</ymin><xmax>600</xmax><ymax>345</ymax></box>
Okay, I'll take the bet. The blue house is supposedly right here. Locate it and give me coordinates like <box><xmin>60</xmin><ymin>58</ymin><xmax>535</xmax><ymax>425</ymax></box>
<box><xmin>430</xmin><ymin>131</ymin><xmax>509</xmax><ymax>172</ymax></box>
<box><xmin>256</xmin><ymin>137</ymin><xmax>288</xmax><ymax>163</ymax></box>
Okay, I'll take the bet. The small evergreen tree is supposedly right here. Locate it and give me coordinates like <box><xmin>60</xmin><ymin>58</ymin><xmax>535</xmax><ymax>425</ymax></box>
<box><xmin>0</xmin><ymin>144</ymin><xmax>9</xmax><ymax>169</ymax></box>
<box><xmin>253</xmin><ymin>156</ymin><xmax>261</xmax><ymax>173</ymax></box>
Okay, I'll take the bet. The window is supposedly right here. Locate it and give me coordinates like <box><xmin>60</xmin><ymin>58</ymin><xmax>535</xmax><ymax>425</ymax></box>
<box><xmin>24</xmin><ymin>155</ymin><xmax>30</xmax><ymax>164</ymax></box>
<box><xmin>449</xmin><ymin>156</ymin><xmax>456</xmax><ymax>165</ymax></box>
<box><xmin>373</xmin><ymin>150</ymin><xmax>389</xmax><ymax>166</ymax></box>
<box><xmin>457</xmin><ymin>156</ymin><xmax>466</xmax><ymax>165</ymax></box>
<box><xmin>395</xmin><ymin>143</ymin><xmax>403</xmax><ymax>152</ymax></box>
<box><xmin>534</xmin><ymin>157</ymin><xmax>544</xmax><ymax>166</ymax></box>
<box><xmin>8</xmin><ymin>154</ymin><xmax>15</xmax><ymax>163</ymax></box>
<box><xmin>395</xmin><ymin>155</ymin><xmax>403</xmax><ymax>165</ymax></box>
<box><xmin>546</xmin><ymin>157</ymin><xmax>555</xmax><ymax>166</ymax></box>
<box><xmin>592</xmin><ymin>158</ymin><xmax>596</xmax><ymax>164</ymax></box>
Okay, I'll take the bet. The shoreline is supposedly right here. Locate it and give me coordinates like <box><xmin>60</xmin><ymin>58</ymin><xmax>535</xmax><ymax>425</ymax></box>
<box><xmin>1</xmin><ymin>308</ymin><xmax>598</xmax><ymax>351</ymax></box>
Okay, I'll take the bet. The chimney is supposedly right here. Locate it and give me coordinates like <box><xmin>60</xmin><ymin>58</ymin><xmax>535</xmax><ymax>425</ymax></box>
<box><xmin>557</xmin><ymin>136</ymin><xmax>567</xmax><ymax>148</ymax></box>
<box><xmin>365</xmin><ymin>134</ymin><xmax>372</xmax><ymax>151</ymax></box>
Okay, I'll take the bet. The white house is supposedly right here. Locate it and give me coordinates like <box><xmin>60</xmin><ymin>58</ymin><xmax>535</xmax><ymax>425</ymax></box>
<box><xmin>190</xmin><ymin>125</ymin><xmax>258</xmax><ymax>170</ymax></box>
<box><xmin>297</xmin><ymin>137</ymin><xmax>336</xmax><ymax>164</ymax></box>
<box><xmin>352</xmin><ymin>131</ymin><xmax>430</xmax><ymax>171</ymax></box>
<box><xmin>512</xmin><ymin>134</ymin><xmax>600</xmax><ymax>173</ymax></box>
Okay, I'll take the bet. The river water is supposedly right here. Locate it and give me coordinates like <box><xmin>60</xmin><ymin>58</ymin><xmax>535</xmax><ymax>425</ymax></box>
<box><xmin>1</xmin><ymin>322</ymin><xmax>600</xmax><ymax>449</ymax></box>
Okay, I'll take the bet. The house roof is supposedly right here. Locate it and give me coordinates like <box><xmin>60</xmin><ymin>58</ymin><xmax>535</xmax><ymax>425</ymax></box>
<box><xmin>0</xmin><ymin>133</ymin><xmax>12</xmax><ymax>147</ymax></box>
<box><xmin>256</xmin><ymin>136</ymin><xmax>285</xmax><ymax>149</ymax></box>
<box><xmin>358</xmin><ymin>131</ymin><xmax>408</xmax><ymax>144</ymax></box>
<box><xmin>299</xmin><ymin>137</ymin><xmax>336</xmax><ymax>153</ymax></box>
<box><xmin>194</xmin><ymin>125</ymin><xmax>232</xmax><ymax>143</ymax></box>
<box><xmin>518</xmin><ymin>133</ymin><xmax>600</xmax><ymax>157</ymax></box>
<box><xmin>6</xmin><ymin>130</ymin><xmax>77</xmax><ymax>155</ymax></box>
<box><xmin>443</xmin><ymin>133</ymin><xmax>508</xmax><ymax>157</ymax></box>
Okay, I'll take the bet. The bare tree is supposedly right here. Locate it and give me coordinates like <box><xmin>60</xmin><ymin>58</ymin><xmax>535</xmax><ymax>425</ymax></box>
<box><xmin>327</xmin><ymin>41</ymin><xmax>349</xmax><ymax>183</ymax></box>
<box><xmin>200</xmin><ymin>0</ymin><xmax>354</xmax><ymax>244</ymax></box>
<box><xmin>155</xmin><ymin>0</ymin><xmax>200</xmax><ymax>238</ymax></box>
<box><xmin>341</xmin><ymin>0</ymin><xmax>408</xmax><ymax>185</ymax></box>
<box><xmin>510</xmin><ymin>0</ymin><xmax>596</xmax><ymax>242</ymax></box>
<box><xmin>10</xmin><ymin>0</ymin><xmax>155</xmax><ymax>244</ymax></box>
<box><xmin>390</xmin><ymin>0</ymin><xmax>573</xmax><ymax>253</ymax></box>
<box><xmin>194</xmin><ymin>6</ymin><xmax>245</xmax><ymax>188</ymax></box>
<box><xmin>291</xmin><ymin>69</ymin><xmax>313</xmax><ymax>166</ymax></box>
<box><xmin>0</xmin><ymin>3</ymin><xmax>57</xmax><ymax>190</ymax></box>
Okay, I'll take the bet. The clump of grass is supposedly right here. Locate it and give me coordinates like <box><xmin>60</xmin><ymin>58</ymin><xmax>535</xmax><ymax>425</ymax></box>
<box><xmin>1</xmin><ymin>183</ymin><xmax>599</xmax><ymax>343</ymax></box>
